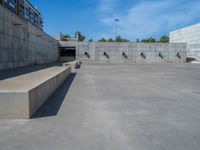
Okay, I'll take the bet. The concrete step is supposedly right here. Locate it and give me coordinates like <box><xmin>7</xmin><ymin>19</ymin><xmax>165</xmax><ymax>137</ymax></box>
<box><xmin>0</xmin><ymin>66</ymin><xmax>71</xmax><ymax>119</ymax></box>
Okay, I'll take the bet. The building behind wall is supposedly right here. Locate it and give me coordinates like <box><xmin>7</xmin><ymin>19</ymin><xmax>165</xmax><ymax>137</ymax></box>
<box><xmin>0</xmin><ymin>0</ymin><xmax>43</xmax><ymax>30</ymax></box>
<box><xmin>170</xmin><ymin>23</ymin><xmax>200</xmax><ymax>61</ymax></box>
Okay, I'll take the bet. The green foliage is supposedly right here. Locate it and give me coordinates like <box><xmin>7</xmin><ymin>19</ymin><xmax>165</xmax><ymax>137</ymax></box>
<box><xmin>141</xmin><ymin>39</ymin><xmax>147</xmax><ymax>42</ymax></box>
<box><xmin>89</xmin><ymin>38</ymin><xmax>94</xmax><ymax>42</ymax></box>
<box><xmin>83</xmin><ymin>35</ymin><xmax>168</xmax><ymax>43</ymax></box>
<box><xmin>147</xmin><ymin>38</ymin><xmax>156</xmax><ymax>43</ymax></box>
<box><xmin>108</xmin><ymin>38</ymin><xmax>114</xmax><ymax>42</ymax></box>
<box><xmin>98</xmin><ymin>38</ymin><xmax>107</xmax><ymax>42</ymax></box>
<box><xmin>63</xmin><ymin>34</ymin><xmax>71</xmax><ymax>38</ymax></box>
<box><xmin>62</xmin><ymin>34</ymin><xmax>71</xmax><ymax>41</ymax></box>
<box><xmin>141</xmin><ymin>37</ymin><xmax>156</xmax><ymax>43</ymax></box>
<box><xmin>75</xmin><ymin>31</ymin><xmax>85</xmax><ymax>42</ymax></box>
<box><xmin>159</xmin><ymin>35</ymin><xmax>169</xmax><ymax>43</ymax></box>
<box><xmin>115</xmin><ymin>36</ymin><xmax>129</xmax><ymax>42</ymax></box>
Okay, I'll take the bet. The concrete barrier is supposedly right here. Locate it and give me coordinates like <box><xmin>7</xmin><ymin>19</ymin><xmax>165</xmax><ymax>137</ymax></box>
<box><xmin>0</xmin><ymin>66</ymin><xmax>71</xmax><ymax>119</ymax></box>
<box><xmin>63</xmin><ymin>60</ymin><xmax>81</xmax><ymax>72</ymax></box>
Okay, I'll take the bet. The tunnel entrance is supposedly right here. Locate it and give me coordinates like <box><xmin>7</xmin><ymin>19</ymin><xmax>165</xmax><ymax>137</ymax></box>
<box><xmin>59</xmin><ymin>47</ymin><xmax>76</xmax><ymax>62</ymax></box>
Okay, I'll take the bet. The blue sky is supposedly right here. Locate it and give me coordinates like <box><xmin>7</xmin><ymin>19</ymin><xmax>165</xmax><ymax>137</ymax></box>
<box><xmin>29</xmin><ymin>0</ymin><xmax>200</xmax><ymax>41</ymax></box>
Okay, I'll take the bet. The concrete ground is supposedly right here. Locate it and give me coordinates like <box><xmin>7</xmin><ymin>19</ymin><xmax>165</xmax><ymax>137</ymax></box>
<box><xmin>0</xmin><ymin>64</ymin><xmax>200</xmax><ymax>150</ymax></box>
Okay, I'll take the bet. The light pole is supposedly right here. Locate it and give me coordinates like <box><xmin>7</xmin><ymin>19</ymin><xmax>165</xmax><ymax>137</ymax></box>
<box><xmin>114</xmin><ymin>18</ymin><xmax>120</xmax><ymax>38</ymax></box>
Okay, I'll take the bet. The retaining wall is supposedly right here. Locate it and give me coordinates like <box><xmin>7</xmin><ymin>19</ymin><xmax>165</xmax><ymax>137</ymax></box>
<box><xmin>61</xmin><ymin>41</ymin><xmax>187</xmax><ymax>63</ymax></box>
<box><xmin>0</xmin><ymin>5</ymin><xmax>59</xmax><ymax>70</ymax></box>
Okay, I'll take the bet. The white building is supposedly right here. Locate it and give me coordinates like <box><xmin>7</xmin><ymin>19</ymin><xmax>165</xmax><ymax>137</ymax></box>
<box><xmin>170</xmin><ymin>23</ymin><xmax>200</xmax><ymax>60</ymax></box>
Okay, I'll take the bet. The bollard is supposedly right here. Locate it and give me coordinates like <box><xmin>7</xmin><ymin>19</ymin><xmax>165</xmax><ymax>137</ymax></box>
<box><xmin>122</xmin><ymin>52</ymin><xmax>128</xmax><ymax>59</ymax></box>
<box><xmin>104</xmin><ymin>52</ymin><xmax>109</xmax><ymax>59</ymax></box>
<box><xmin>159</xmin><ymin>52</ymin><xmax>164</xmax><ymax>59</ymax></box>
<box><xmin>176</xmin><ymin>53</ymin><xmax>181</xmax><ymax>59</ymax></box>
<box><xmin>141</xmin><ymin>52</ymin><xmax>146</xmax><ymax>59</ymax></box>
<box><xmin>84</xmin><ymin>52</ymin><xmax>90</xmax><ymax>58</ymax></box>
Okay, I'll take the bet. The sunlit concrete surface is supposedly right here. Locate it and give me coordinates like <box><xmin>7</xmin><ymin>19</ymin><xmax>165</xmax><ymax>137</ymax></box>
<box><xmin>0</xmin><ymin>64</ymin><xmax>200</xmax><ymax>150</ymax></box>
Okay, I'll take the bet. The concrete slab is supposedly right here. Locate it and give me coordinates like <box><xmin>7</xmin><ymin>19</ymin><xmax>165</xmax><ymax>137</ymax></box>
<box><xmin>0</xmin><ymin>66</ymin><xmax>71</xmax><ymax>119</ymax></box>
<box><xmin>0</xmin><ymin>64</ymin><xmax>200</xmax><ymax>149</ymax></box>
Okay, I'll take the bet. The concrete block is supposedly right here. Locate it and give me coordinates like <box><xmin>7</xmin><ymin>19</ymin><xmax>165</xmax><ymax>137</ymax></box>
<box><xmin>63</xmin><ymin>60</ymin><xmax>81</xmax><ymax>72</ymax></box>
<box><xmin>0</xmin><ymin>66</ymin><xmax>71</xmax><ymax>119</ymax></box>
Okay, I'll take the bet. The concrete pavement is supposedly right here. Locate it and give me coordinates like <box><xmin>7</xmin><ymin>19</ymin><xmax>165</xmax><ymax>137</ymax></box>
<box><xmin>0</xmin><ymin>64</ymin><xmax>200</xmax><ymax>150</ymax></box>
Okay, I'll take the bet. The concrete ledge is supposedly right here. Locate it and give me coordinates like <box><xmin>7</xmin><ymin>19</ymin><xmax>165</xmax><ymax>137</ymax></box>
<box><xmin>63</xmin><ymin>60</ymin><xmax>81</xmax><ymax>72</ymax></box>
<box><xmin>0</xmin><ymin>66</ymin><xmax>71</xmax><ymax>119</ymax></box>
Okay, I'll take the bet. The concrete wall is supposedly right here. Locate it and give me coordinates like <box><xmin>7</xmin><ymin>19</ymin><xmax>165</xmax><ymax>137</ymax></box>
<box><xmin>60</xmin><ymin>41</ymin><xmax>187</xmax><ymax>63</ymax></box>
<box><xmin>0</xmin><ymin>4</ymin><xmax>59</xmax><ymax>70</ymax></box>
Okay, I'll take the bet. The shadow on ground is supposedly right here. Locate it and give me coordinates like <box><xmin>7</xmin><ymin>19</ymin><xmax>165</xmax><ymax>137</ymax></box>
<box><xmin>0</xmin><ymin>63</ymin><xmax>63</xmax><ymax>81</ymax></box>
<box><xmin>32</xmin><ymin>73</ymin><xmax>76</xmax><ymax>119</ymax></box>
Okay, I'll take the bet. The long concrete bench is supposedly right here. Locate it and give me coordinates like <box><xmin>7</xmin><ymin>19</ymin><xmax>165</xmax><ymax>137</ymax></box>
<box><xmin>63</xmin><ymin>60</ymin><xmax>81</xmax><ymax>72</ymax></box>
<box><xmin>0</xmin><ymin>66</ymin><xmax>71</xmax><ymax>119</ymax></box>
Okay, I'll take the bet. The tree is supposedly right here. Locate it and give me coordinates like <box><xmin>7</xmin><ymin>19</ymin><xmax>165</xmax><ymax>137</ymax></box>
<box><xmin>75</xmin><ymin>31</ymin><xmax>85</xmax><ymax>42</ymax></box>
<box><xmin>98</xmin><ymin>38</ymin><xmax>107</xmax><ymax>42</ymax></box>
<box><xmin>141</xmin><ymin>37</ymin><xmax>156</xmax><ymax>43</ymax></box>
<box><xmin>62</xmin><ymin>34</ymin><xmax>71</xmax><ymax>41</ymax></box>
<box><xmin>146</xmin><ymin>37</ymin><xmax>156</xmax><ymax>43</ymax></box>
<box><xmin>141</xmin><ymin>39</ymin><xmax>147</xmax><ymax>42</ymax></box>
<box><xmin>136</xmin><ymin>38</ymin><xmax>140</xmax><ymax>43</ymax></box>
<box><xmin>108</xmin><ymin>38</ymin><xmax>114</xmax><ymax>42</ymax></box>
<box><xmin>89</xmin><ymin>38</ymin><xmax>94</xmax><ymax>42</ymax></box>
<box><xmin>159</xmin><ymin>35</ymin><xmax>169</xmax><ymax>43</ymax></box>
<box><xmin>63</xmin><ymin>34</ymin><xmax>71</xmax><ymax>38</ymax></box>
<box><xmin>115</xmin><ymin>36</ymin><xmax>129</xmax><ymax>42</ymax></box>
<box><xmin>123</xmin><ymin>39</ymin><xmax>129</xmax><ymax>42</ymax></box>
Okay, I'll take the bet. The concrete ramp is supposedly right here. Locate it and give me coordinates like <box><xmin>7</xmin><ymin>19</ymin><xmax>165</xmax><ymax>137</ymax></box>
<box><xmin>0</xmin><ymin>67</ymin><xmax>71</xmax><ymax>119</ymax></box>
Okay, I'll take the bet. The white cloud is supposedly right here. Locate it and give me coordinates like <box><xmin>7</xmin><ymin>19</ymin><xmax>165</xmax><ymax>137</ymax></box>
<box><xmin>98</xmin><ymin>0</ymin><xmax>118</xmax><ymax>14</ymax></box>
<box><xmin>98</xmin><ymin>0</ymin><xmax>200</xmax><ymax>40</ymax></box>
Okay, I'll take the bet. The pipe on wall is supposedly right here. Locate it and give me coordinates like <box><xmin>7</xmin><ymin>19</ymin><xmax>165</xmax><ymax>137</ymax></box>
<box><xmin>122</xmin><ymin>52</ymin><xmax>128</xmax><ymax>59</ymax></box>
<box><xmin>141</xmin><ymin>52</ymin><xmax>146</xmax><ymax>59</ymax></box>
<box><xmin>104</xmin><ymin>52</ymin><xmax>109</xmax><ymax>59</ymax></box>
<box><xmin>176</xmin><ymin>53</ymin><xmax>181</xmax><ymax>59</ymax></box>
<box><xmin>84</xmin><ymin>52</ymin><xmax>90</xmax><ymax>58</ymax></box>
<box><xmin>159</xmin><ymin>52</ymin><xmax>164</xmax><ymax>59</ymax></box>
